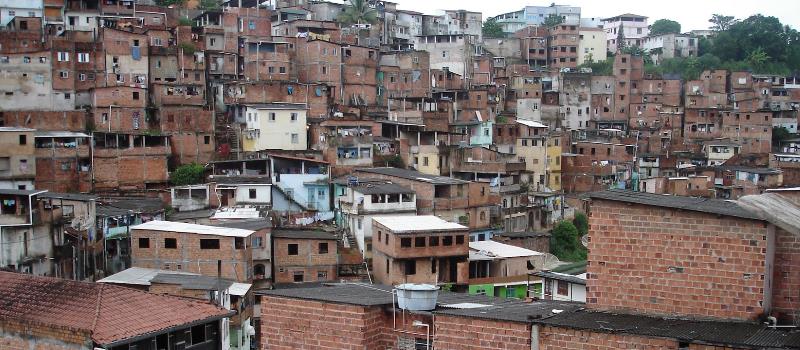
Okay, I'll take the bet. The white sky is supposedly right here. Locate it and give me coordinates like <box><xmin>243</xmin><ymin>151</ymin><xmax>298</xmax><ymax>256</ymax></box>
<box><xmin>388</xmin><ymin>0</ymin><xmax>800</xmax><ymax>31</ymax></box>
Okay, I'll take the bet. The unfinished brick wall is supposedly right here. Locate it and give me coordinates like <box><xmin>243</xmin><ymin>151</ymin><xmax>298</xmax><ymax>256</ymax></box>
<box><xmin>272</xmin><ymin>237</ymin><xmax>338</xmax><ymax>284</ymax></box>
<box><xmin>434</xmin><ymin>315</ymin><xmax>531</xmax><ymax>350</ymax></box>
<box><xmin>1</xmin><ymin>320</ymin><xmax>90</xmax><ymax>350</ymax></box>
<box><xmin>260</xmin><ymin>295</ymin><xmax>386</xmax><ymax>350</ymax></box>
<box><xmin>773</xmin><ymin>227</ymin><xmax>800</xmax><ymax>323</ymax></box>
<box><xmin>538</xmin><ymin>325</ymin><xmax>677</xmax><ymax>349</ymax></box>
<box><xmin>587</xmin><ymin>199</ymin><xmax>769</xmax><ymax>320</ymax></box>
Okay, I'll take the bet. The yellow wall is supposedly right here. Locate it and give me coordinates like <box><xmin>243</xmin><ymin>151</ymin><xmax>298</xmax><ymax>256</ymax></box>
<box><xmin>546</xmin><ymin>135</ymin><xmax>562</xmax><ymax>191</ymax></box>
<box><xmin>517</xmin><ymin>137</ymin><xmax>547</xmax><ymax>189</ymax></box>
<box><xmin>578</xmin><ymin>29</ymin><xmax>608</xmax><ymax>65</ymax></box>
<box><xmin>243</xmin><ymin>107</ymin><xmax>307</xmax><ymax>152</ymax></box>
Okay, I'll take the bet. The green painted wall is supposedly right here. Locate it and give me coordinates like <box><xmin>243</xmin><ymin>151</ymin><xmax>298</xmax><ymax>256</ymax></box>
<box><xmin>468</xmin><ymin>282</ymin><xmax>541</xmax><ymax>299</ymax></box>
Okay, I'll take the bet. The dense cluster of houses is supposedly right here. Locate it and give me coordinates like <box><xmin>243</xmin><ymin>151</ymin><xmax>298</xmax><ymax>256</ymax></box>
<box><xmin>0</xmin><ymin>0</ymin><xmax>799</xmax><ymax>349</ymax></box>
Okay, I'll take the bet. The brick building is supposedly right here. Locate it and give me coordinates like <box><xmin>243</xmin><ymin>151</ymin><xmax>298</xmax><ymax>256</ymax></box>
<box><xmin>271</xmin><ymin>228</ymin><xmax>338</xmax><ymax>284</ymax></box>
<box><xmin>372</xmin><ymin>215</ymin><xmax>469</xmax><ymax>286</ymax></box>
<box><xmin>0</xmin><ymin>271</ymin><xmax>232</xmax><ymax>350</ymax></box>
<box><xmin>131</xmin><ymin>220</ymin><xmax>255</xmax><ymax>282</ymax></box>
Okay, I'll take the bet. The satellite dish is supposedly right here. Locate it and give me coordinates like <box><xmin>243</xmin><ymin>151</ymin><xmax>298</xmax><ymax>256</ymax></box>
<box><xmin>581</xmin><ymin>234</ymin><xmax>589</xmax><ymax>248</ymax></box>
<box><xmin>541</xmin><ymin>253</ymin><xmax>561</xmax><ymax>270</ymax></box>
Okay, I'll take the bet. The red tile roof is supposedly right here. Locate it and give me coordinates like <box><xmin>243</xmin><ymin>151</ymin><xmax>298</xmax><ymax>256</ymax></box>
<box><xmin>0</xmin><ymin>271</ymin><xmax>233</xmax><ymax>346</ymax></box>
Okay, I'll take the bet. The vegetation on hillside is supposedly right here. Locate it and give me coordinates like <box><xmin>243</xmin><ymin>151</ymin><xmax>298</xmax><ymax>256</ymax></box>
<box><xmin>482</xmin><ymin>18</ymin><xmax>504</xmax><ymax>38</ymax></box>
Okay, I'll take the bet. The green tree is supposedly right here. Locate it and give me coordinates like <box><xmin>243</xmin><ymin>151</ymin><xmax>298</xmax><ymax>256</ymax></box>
<box><xmin>746</xmin><ymin>47</ymin><xmax>770</xmax><ymax>68</ymax></box>
<box><xmin>543</xmin><ymin>14</ymin><xmax>563</xmax><ymax>28</ymax></box>
<box><xmin>649</xmin><ymin>19</ymin><xmax>681</xmax><ymax>35</ymax></box>
<box><xmin>773</xmin><ymin>126</ymin><xmax>791</xmax><ymax>148</ymax></box>
<box><xmin>178</xmin><ymin>17</ymin><xmax>192</xmax><ymax>26</ymax></box>
<box><xmin>616</xmin><ymin>23</ymin><xmax>627</xmax><ymax>51</ymax></box>
<box><xmin>170</xmin><ymin>163</ymin><xmax>205</xmax><ymax>186</ymax></box>
<box><xmin>482</xmin><ymin>18</ymin><xmax>504</xmax><ymax>38</ymax></box>
<box><xmin>709</xmin><ymin>14</ymin><xmax>737</xmax><ymax>31</ymax></box>
<box><xmin>550</xmin><ymin>221</ymin><xmax>587</xmax><ymax>262</ymax></box>
<box><xmin>155</xmin><ymin>0</ymin><xmax>185</xmax><ymax>6</ymax></box>
<box><xmin>337</xmin><ymin>0</ymin><xmax>378</xmax><ymax>26</ymax></box>
<box><xmin>572</xmin><ymin>212</ymin><xmax>588</xmax><ymax>236</ymax></box>
<box><xmin>198</xmin><ymin>0</ymin><xmax>220</xmax><ymax>10</ymax></box>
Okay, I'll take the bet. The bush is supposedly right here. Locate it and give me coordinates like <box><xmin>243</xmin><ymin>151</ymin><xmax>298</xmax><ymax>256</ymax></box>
<box><xmin>573</xmin><ymin>212</ymin><xmax>588</xmax><ymax>236</ymax></box>
<box><xmin>178</xmin><ymin>17</ymin><xmax>192</xmax><ymax>26</ymax></box>
<box><xmin>170</xmin><ymin>163</ymin><xmax>205</xmax><ymax>186</ymax></box>
<box><xmin>550</xmin><ymin>221</ymin><xmax>587</xmax><ymax>262</ymax></box>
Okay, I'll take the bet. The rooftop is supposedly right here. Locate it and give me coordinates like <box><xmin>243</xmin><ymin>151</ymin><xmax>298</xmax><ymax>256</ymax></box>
<box><xmin>244</xmin><ymin>103</ymin><xmax>307</xmax><ymax>110</ymax></box>
<box><xmin>0</xmin><ymin>189</ymin><xmax>47</xmax><ymax>196</ymax></box>
<box><xmin>494</xmin><ymin>231</ymin><xmax>551</xmax><ymax>238</ymax></box>
<box><xmin>358</xmin><ymin>167</ymin><xmax>470</xmax><ymax>185</ymax></box>
<box><xmin>210</xmin><ymin>175</ymin><xmax>272</xmax><ymax>185</ymax></box>
<box><xmin>588</xmin><ymin>190</ymin><xmax>761</xmax><ymax>220</ymax></box>
<box><xmin>516</xmin><ymin>119</ymin><xmax>548</xmax><ymax>128</ymax></box>
<box><xmin>469</xmin><ymin>240</ymin><xmax>544</xmax><ymax>258</ymax></box>
<box><xmin>353</xmin><ymin>182</ymin><xmax>414</xmax><ymax>195</ymax></box>
<box><xmin>98</xmin><ymin>267</ymin><xmax>198</xmax><ymax>286</ymax></box>
<box><xmin>34</xmin><ymin>131</ymin><xmax>91</xmax><ymax>138</ymax></box>
<box><xmin>540</xmin><ymin>309</ymin><xmax>800</xmax><ymax>349</ymax></box>
<box><xmin>131</xmin><ymin>220</ymin><xmax>254</xmax><ymax>238</ymax></box>
<box><xmin>0</xmin><ymin>127</ymin><xmax>35</xmax><ymax>132</ymax></box>
<box><xmin>150</xmin><ymin>273</ymin><xmax>235</xmax><ymax>292</ymax></box>
<box><xmin>531</xmin><ymin>271</ymin><xmax>586</xmax><ymax>285</ymax></box>
<box><xmin>0</xmin><ymin>271</ymin><xmax>232</xmax><ymax>347</ymax></box>
<box><xmin>210</xmin><ymin>218</ymin><xmax>272</xmax><ymax>231</ymax></box>
<box><xmin>38</xmin><ymin>192</ymin><xmax>97</xmax><ymax>201</ymax></box>
<box><xmin>260</xmin><ymin>283</ymin><xmax>583</xmax><ymax>324</ymax></box>
<box><xmin>271</xmin><ymin>228</ymin><xmax>338</xmax><ymax>240</ymax></box>
<box><xmin>373</xmin><ymin>215</ymin><xmax>468</xmax><ymax>233</ymax></box>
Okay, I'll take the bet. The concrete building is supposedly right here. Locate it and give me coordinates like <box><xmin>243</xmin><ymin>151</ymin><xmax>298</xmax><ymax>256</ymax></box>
<box><xmin>0</xmin><ymin>127</ymin><xmax>35</xmax><ymax>190</ymax></box>
<box><xmin>414</xmin><ymin>34</ymin><xmax>478</xmax><ymax>79</ymax></box>
<box><xmin>335</xmin><ymin>178</ymin><xmax>417</xmax><ymax>259</ymax></box>
<box><xmin>491</xmin><ymin>4</ymin><xmax>581</xmax><ymax>34</ymax></box>
<box><xmin>0</xmin><ymin>0</ymin><xmax>42</xmax><ymax>26</ymax></box>
<box><xmin>602</xmin><ymin>14</ymin><xmax>649</xmax><ymax>52</ymax></box>
<box><xmin>239</xmin><ymin>103</ymin><xmax>308</xmax><ymax>152</ymax></box>
<box><xmin>578</xmin><ymin>27</ymin><xmax>607</xmax><ymax>64</ymax></box>
<box><xmin>130</xmin><ymin>220</ymin><xmax>255</xmax><ymax>282</ymax></box>
<box><xmin>271</xmin><ymin>228</ymin><xmax>338</xmax><ymax>284</ymax></box>
<box><xmin>533</xmin><ymin>270</ymin><xmax>586</xmax><ymax>302</ymax></box>
<box><xmin>372</xmin><ymin>215</ymin><xmax>469</xmax><ymax>286</ymax></box>
<box><xmin>468</xmin><ymin>240</ymin><xmax>545</xmax><ymax>299</ymax></box>
<box><xmin>642</xmin><ymin>33</ymin><xmax>698</xmax><ymax>64</ymax></box>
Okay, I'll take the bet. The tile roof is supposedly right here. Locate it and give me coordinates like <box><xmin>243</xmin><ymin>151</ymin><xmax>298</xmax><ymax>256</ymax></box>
<box><xmin>539</xmin><ymin>309</ymin><xmax>800</xmax><ymax>349</ymax></box>
<box><xmin>357</xmin><ymin>167</ymin><xmax>470</xmax><ymax>185</ymax></box>
<box><xmin>588</xmin><ymin>189</ymin><xmax>761</xmax><ymax>220</ymax></box>
<box><xmin>0</xmin><ymin>271</ymin><xmax>233</xmax><ymax>346</ymax></box>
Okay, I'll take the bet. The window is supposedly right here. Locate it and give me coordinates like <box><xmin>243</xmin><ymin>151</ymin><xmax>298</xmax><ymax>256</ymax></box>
<box><xmin>235</xmin><ymin>237</ymin><xmax>245</xmax><ymax>249</ymax></box>
<box><xmin>190</xmin><ymin>324</ymin><xmax>206</xmax><ymax>345</ymax></box>
<box><xmin>164</xmin><ymin>238</ymin><xmax>177</xmax><ymax>249</ymax></box>
<box><xmin>291</xmin><ymin>133</ymin><xmax>299</xmax><ymax>144</ymax></box>
<box><xmin>401</xmin><ymin>237</ymin><xmax>412</xmax><ymax>247</ymax></box>
<box><xmin>456</xmin><ymin>235</ymin><xmax>465</xmax><ymax>245</ymax></box>
<box><xmin>377</xmin><ymin>231</ymin><xmax>382</xmax><ymax>242</ymax></box>
<box><xmin>293</xmin><ymin>272</ymin><xmax>304</xmax><ymax>282</ymax></box>
<box><xmin>404</xmin><ymin>260</ymin><xmax>416</xmax><ymax>275</ymax></box>
<box><xmin>204</xmin><ymin>136</ymin><xmax>210</xmax><ymax>144</ymax></box>
<box><xmin>59</xmin><ymin>71</ymin><xmax>69</xmax><ymax>79</ymax></box>
<box><xmin>357</xmin><ymin>218</ymin><xmax>362</xmax><ymax>229</ymax></box>
<box><xmin>57</xmin><ymin>52</ymin><xmax>69</xmax><ymax>62</ymax></box>
<box><xmin>18</xmin><ymin>135</ymin><xmax>26</xmax><ymax>145</ymax></box>
<box><xmin>415</xmin><ymin>237</ymin><xmax>426</xmax><ymax>247</ymax></box>
<box><xmin>249</xmin><ymin>188</ymin><xmax>257</xmax><ymax>199</ymax></box>
<box><xmin>132</xmin><ymin>91</ymin><xmax>139</xmax><ymax>100</ymax></box>
<box><xmin>318</xmin><ymin>242</ymin><xmax>329</xmax><ymax>254</ymax></box>
<box><xmin>77</xmin><ymin>53</ymin><xmax>90</xmax><ymax>63</ymax></box>
<box><xmin>443</xmin><ymin>236</ymin><xmax>453</xmax><ymax>246</ymax></box>
<box><xmin>200</xmin><ymin>239</ymin><xmax>220</xmax><ymax>249</ymax></box>
<box><xmin>317</xmin><ymin>271</ymin><xmax>327</xmax><ymax>280</ymax></box>
<box><xmin>557</xmin><ymin>280</ymin><xmax>569</xmax><ymax>295</ymax></box>
<box><xmin>386</xmin><ymin>258</ymin><xmax>390</xmax><ymax>274</ymax></box>
<box><xmin>248</xmin><ymin>20</ymin><xmax>255</xmax><ymax>30</ymax></box>
<box><xmin>288</xmin><ymin>243</ymin><xmax>298</xmax><ymax>255</ymax></box>
<box><xmin>290</xmin><ymin>112</ymin><xmax>298</xmax><ymax>121</ymax></box>
<box><xmin>279</xmin><ymin>66</ymin><xmax>286</xmax><ymax>73</ymax></box>
<box><xmin>269</xmin><ymin>112</ymin><xmax>276</xmax><ymax>121</ymax></box>
<box><xmin>138</xmin><ymin>238</ymin><xmax>150</xmax><ymax>248</ymax></box>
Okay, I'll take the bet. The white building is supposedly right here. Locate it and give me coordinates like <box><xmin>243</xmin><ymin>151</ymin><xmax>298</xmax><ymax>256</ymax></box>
<box><xmin>0</xmin><ymin>0</ymin><xmax>42</xmax><ymax>26</ymax></box>
<box><xmin>578</xmin><ymin>27</ymin><xmax>607</xmax><ymax>64</ymax></box>
<box><xmin>602</xmin><ymin>13</ymin><xmax>649</xmax><ymax>52</ymax></box>
<box><xmin>238</xmin><ymin>103</ymin><xmax>308</xmax><ymax>151</ymax></box>
<box><xmin>533</xmin><ymin>270</ymin><xmax>586</xmax><ymax>302</ymax></box>
<box><xmin>703</xmin><ymin>141</ymin><xmax>741</xmax><ymax>166</ymax></box>
<box><xmin>490</xmin><ymin>5</ymin><xmax>580</xmax><ymax>34</ymax></box>
<box><xmin>642</xmin><ymin>33</ymin><xmax>697</xmax><ymax>64</ymax></box>
<box><xmin>336</xmin><ymin>179</ymin><xmax>417</xmax><ymax>258</ymax></box>
<box><xmin>414</xmin><ymin>34</ymin><xmax>479</xmax><ymax>78</ymax></box>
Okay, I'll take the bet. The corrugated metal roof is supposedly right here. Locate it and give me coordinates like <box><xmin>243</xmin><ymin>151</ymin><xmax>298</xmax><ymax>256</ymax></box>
<box><xmin>373</xmin><ymin>215</ymin><xmax>467</xmax><ymax>233</ymax></box>
<box><xmin>469</xmin><ymin>240</ymin><xmax>544</xmax><ymax>258</ymax></box>
<box><xmin>589</xmin><ymin>189</ymin><xmax>760</xmax><ymax>220</ymax></box>
<box><xmin>357</xmin><ymin>167</ymin><xmax>470</xmax><ymax>185</ymax></box>
<box><xmin>132</xmin><ymin>220</ymin><xmax>254</xmax><ymax>237</ymax></box>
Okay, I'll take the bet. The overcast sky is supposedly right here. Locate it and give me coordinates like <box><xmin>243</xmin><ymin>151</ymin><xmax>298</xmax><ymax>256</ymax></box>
<box><xmin>389</xmin><ymin>0</ymin><xmax>800</xmax><ymax>32</ymax></box>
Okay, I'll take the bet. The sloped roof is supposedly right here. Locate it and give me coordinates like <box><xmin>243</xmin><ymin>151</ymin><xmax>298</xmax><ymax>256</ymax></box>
<box><xmin>132</xmin><ymin>220</ymin><xmax>254</xmax><ymax>237</ymax></box>
<box><xmin>358</xmin><ymin>167</ymin><xmax>469</xmax><ymax>185</ymax></box>
<box><xmin>0</xmin><ymin>271</ymin><xmax>232</xmax><ymax>347</ymax></box>
<box><xmin>737</xmin><ymin>192</ymin><xmax>800</xmax><ymax>235</ymax></box>
<box><xmin>469</xmin><ymin>240</ymin><xmax>544</xmax><ymax>258</ymax></box>
<box><xmin>589</xmin><ymin>190</ymin><xmax>760</xmax><ymax>220</ymax></box>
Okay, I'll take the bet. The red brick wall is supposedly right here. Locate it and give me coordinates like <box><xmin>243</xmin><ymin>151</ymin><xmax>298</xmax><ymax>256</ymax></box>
<box><xmin>773</xmin><ymin>227</ymin><xmax>800</xmax><ymax>322</ymax></box>
<box><xmin>0</xmin><ymin>320</ymin><xmax>90</xmax><ymax>349</ymax></box>
<box><xmin>272</xmin><ymin>237</ymin><xmax>338</xmax><ymax>284</ymax></box>
<box><xmin>587</xmin><ymin>199</ymin><xmax>769</xmax><ymax>320</ymax></box>
<box><xmin>260</xmin><ymin>296</ymin><xmax>385</xmax><ymax>349</ymax></box>
<box><xmin>435</xmin><ymin>315</ymin><xmax>531</xmax><ymax>350</ymax></box>
<box><xmin>538</xmin><ymin>325</ymin><xmax>677</xmax><ymax>349</ymax></box>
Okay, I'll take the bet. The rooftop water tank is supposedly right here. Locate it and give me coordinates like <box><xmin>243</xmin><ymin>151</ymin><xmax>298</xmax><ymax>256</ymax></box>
<box><xmin>395</xmin><ymin>284</ymin><xmax>439</xmax><ymax>311</ymax></box>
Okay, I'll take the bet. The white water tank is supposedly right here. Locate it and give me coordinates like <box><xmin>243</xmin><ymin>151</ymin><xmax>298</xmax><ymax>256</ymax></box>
<box><xmin>395</xmin><ymin>284</ymin><xmax>439</xmax><ymax>311</ymax></box>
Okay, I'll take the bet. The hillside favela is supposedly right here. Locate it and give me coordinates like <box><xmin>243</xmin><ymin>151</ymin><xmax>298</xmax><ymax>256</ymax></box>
<box><xmin>0</xmin><ymin>0</ymin><xmax>800</xmax><ymax>349</ymax></box>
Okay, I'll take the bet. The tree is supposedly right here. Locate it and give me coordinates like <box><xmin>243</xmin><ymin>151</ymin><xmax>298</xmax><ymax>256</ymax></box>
<box><xmin>170</xmin><ymin>163</ymin><xmax>205</xmax><ymax>186</ymax></box>
<box><xmin>572</xmin><ymin>212</ymin><xmax>588</xmax><ymax>236</ymax></box>
<box><xmin>746</xmin><ymin>47</ymin><xmax>770</xmax><ymax>67</ymax></box>
<box><xmin>649</xmin><ymin>19</ymin><xmax>681</xmax><ymax>35</ymax></box>
<box><xmin>155</xmin><ymin>0</ymin><xmax>185</xmax><ymax>6</ymax></box>
<box><xmin>482</xmin><ymin>18</ymin><xmax>504</xmax><ymax>38</ymax></box>
<box><xmin>616</xmin><ymin>23</ymin><xmax>627</xmax><ymax>51</ymax></box>
<box><xmin>198</xmin><ymin>0</ymin><xmax>220</xmax><ymax>10</ymax></box>
<box><xmin>337</xmin><ymin>0</ymin><xmax>378</xmax><ymax>26</ymax></box>
<box><xmin>773</xmin><ymin>126</ymin><xmax>791</xmax><ymax>148</ymax></box>
<box><xmin>550</xmin><ymin>221</ymin><xmax>587</xmax><ymax>262</ymax></box>
<box><xmin>709</xmin><ymin>14</ymin><xmax>737</xmax><ymax>31</ymax></box>
<box><xmin>543</xmin><ymin>14</ymin><xmax>563</xmax><ymax>28</ymax></box>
